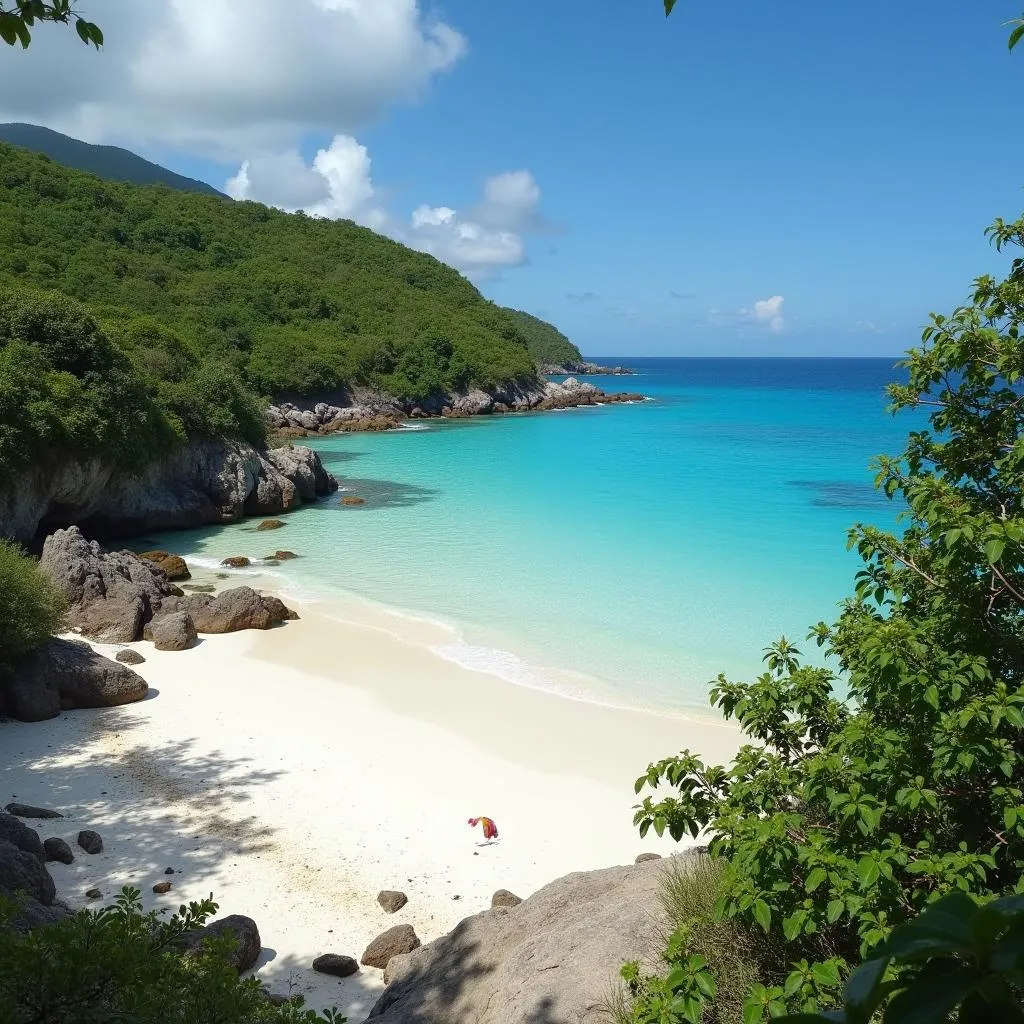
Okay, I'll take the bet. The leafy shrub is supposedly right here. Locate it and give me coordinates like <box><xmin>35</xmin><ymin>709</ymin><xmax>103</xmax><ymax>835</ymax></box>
<box><xmin>0</xmin><ymin>888</ymin><xmax>344</xmax><ymax>1024</ymax></box>
<box><xmin>631</xmin><ymin>212</ymin><xmax>1024</xmax><ymax>1023</ymax></box>
<box><xmin>0</xmin><ymin>286</ymin><xmax>179</xmax><ymax>478</ymax></box>
<box><xmin>0</xmin><ymin>539</ymin><xmax>65</xmax><ymax>668</ymax></box>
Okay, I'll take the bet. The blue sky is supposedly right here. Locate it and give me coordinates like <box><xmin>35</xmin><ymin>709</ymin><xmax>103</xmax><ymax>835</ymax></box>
<box><xmin>2</xmin><ymin>0</ymin><xmax>1021</xmax><ymax>357</ymax></box>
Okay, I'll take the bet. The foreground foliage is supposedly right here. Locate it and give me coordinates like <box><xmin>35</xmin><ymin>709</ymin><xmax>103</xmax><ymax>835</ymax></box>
<box><xmin>629</xmin><ymin>212</ymin><xmax>1024</xmax><ymax>1024</ymax></box>
<box><xmin>0</xmin><ymin>1</ymin><xmax>102</xmax><ymax>49</ymax></box>
<box><xmin>0</xmin><ymin>888</ymin><xmax>344</xmax><ymax>1023</ymax></box>
<box><xmin>0</xmin><ymin>538</ymin><xmax>64</xmax><ymax>669</ymax></box>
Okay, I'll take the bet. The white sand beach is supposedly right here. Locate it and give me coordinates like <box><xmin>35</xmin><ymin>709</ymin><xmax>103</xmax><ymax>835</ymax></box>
<box><xmin>0</xmin><ymin>594</ymin><xmax>740</xmax><ymax>1022</ymax></box>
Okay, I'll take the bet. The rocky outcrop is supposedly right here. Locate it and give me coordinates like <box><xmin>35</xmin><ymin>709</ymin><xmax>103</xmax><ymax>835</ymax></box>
<box><xmin>535</xmin><ymin>378</ymin><xmax>645</xmax><ymax>411</ymax></box>
<box><xmin>0</xmin><ymin>840</ymin><xmax>56</xmax><ymax>906</ymax></box>
<box><xmin>137</xmin><ymin>551</ymin><xmax>191</xmax><ymax>581</ymax></box>
<box><xmin>180</xmin><ymin>914</ymin><xmax>262</xmax><ymax>973</ymax></box>
<box><xmin>0</xmin><ymin>813</ymin><xmax>45</xmax><ymax>863</ymax></box>
<box><xmin>538</xmin><ymin>361</ymin><xmax>636</xmax><ymax>376</ymax></box>
<box><xmin>40</xmin><ymin>526</ymin><xmax>182</xmax><ymax>643</ymax></box>
<box><xmin>3</xmin><ymin>638</ymin><xmax>148</xmax><ymax>722</ymax></box>
<box><xmin>362</xmin><ymin>924</ymin><xmax>421</xmax><ymax>970</ymax></box>
<box><xmin>37</xmin><ymin>529</ymin><xmax>296</xmax><ymax>644</ymax></box>
<box><xmin>156</xmin><ymin>587</ymin><xmax>297</xmax><ymax>634</ymax></box>
<box><xmin>369</xmin><ymin>857</ymin><xmax>675</xmax><ymax>1024</ymax></box>
<box><xmin>144</xmin><ymin>611</ymin><xmax>198</xmax><ymax>651</ymax></box>
<box><xmin>1</xmin><ymin>439</ymin><xmax>337</xmax><ymax>545</ymax></box>
<box><xmin>4</xmin><ymin>804</ymin><xmax>62</xmax><ymax>820</ymax></box>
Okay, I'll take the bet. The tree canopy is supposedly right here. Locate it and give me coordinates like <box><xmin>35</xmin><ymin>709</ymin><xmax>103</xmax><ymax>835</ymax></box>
<box><xmin>0</xmin><ymin>1</ymin><xmax>101</xmax><ymax>49</ymax></box>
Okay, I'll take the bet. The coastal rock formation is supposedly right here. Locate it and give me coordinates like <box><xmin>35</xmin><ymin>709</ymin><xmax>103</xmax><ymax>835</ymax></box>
<box><xmin>40</xmin><ymin>527</ymin><xmax>181</xmax><ymax>643</ymax></box>
<box><xmin>145</xmin><ymin>611</ymin><xmax>198</xmax><ymax>651</ymax></box>
<box><xmin>3</xmin><ymin>803</ymin><xmax>63</xmax><ymax>820</ymax></box>
<box><xmin>0</xmin><ymin>813</ymin><xmax>45</xmax><ymax>863</ymax></box>
<box><xmin>137</xmin><ymin>551</ymin><xmax>191</xmax><ymax>581</ymax></box>
<box><xmin>3</xmin><ymin>637</ymin><xmax>148</xmax><ymax>722</ymax></box>
<box><xmin>313</xmin><ymin>954</ymin><xmax>360</xmax><ymax>978</ymax></box>
<box><xmin>538</xmin><ymin>361</ymin><xmax>635</xmax><ymax>376</ymax></box>
<box><xmin>43</xmin><ymin>838</ymin><xmax>74</xmax><ymax>865</ymax></box>
<box><xmin>256</xmin><ymin>519</ymin><xmax>285</xmax><ymax>531</ymax></box>
<box><xmin>362</xmin><ymin>924</ymin><xmax>421</xmax><ymax>970</ymax></box>
<box><xmin>0</xmin><ymin>439</ymin><xmax>337</xmax><ymax>544</ymax></box>
<box><xmin>490</xmin><ymin>889</ymin><xmax>522</xmax><ymax>909</ymax></box>
<box><xmin>369</xmin><ymin>857</ymin><xmax>673</xmax><ymax>1024</ymax></box>
<box><xmin>77</xmin><ymin>830</ymin><xmax>103</xmax><ymax>855</ymax></box>
<box><xmin>155</xmin><ymin>587</ymin><xmax>297</xmax><ymax>634</ymax></box>
<box><xmin>180</xmin><ymin>914</ymin><xmax>262</xmax><ymax>973</ymax></box>
<box><xmin>0</xmin><ymin>841</ymin><xmax>56</xmax><ymax>906</ymax></box>
<box><xmin>377</xmin><ymin>890</ymin><xmax>409</xmax><ymax>914</ymax></box>
<box><xmin>221</xmin><ymin>556</ymin><xmax>251</xmax><ymax>568</ymax></box>
<box><xmin>116</xmin><ymin>649</ymin><xmax>146</xmax><ymax>665</ymax></box>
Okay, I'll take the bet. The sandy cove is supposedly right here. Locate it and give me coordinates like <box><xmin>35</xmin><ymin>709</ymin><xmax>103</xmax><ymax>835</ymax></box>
<box><xmin>0</xmin><ymin>595</ymin><xmax>740</xmax><ymax>1022</ymax></box>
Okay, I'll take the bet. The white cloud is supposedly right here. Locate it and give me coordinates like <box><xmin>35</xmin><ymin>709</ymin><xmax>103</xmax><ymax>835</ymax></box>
<box><xmin>226</xmin><ymin>141</ymin><xmax>543</xmax><ymax>278</ymax></box>
<box><xmin>751</xmin><ymin>295</ymin><xmax>785</xmax><ymax>332</ymax></box>
<box><xmin>0</xmin><ymin>0</ymin><xmax>465</xmax><ymax>158</ymax></box>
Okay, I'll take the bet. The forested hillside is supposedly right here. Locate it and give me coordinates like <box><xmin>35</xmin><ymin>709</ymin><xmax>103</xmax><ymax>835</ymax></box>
<box><xmin>506</xmin><ymin>309</ymin><xmax>584</xmax><ymax>366</ymax></box>
<box><xmin>0</xmin><ymin>142</ymin><xmax>541</xmax><ymax>409</ymax></box>
<box><xmin>0</xmin><ymin>124</ymin><xmax>224</xmax><ymax>196</ymax></box>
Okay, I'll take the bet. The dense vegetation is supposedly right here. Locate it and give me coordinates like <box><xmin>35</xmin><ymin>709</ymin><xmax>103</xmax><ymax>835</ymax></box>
<box><xmin>0</xmin><ymin>539</ymin><xmax>64</xmax><ymax>670</ymax></box>
<box><xmin>0</xmin><ymin>142</ymin><xmax>540</xmax><ymax>410</ymax></box>
<box><xmin>0</xmin><ymin>889</ymin><xmax>343</xmax><ymax>1023</ymax></box>
<box><xmin>626</xmin><ymin>210</ymin><xmax>1024</xmax><ymax>1023</ymax></box>
<box><xmin>505</xmin><ymin>308</ymin><xmax>584</xmax><ymax>366</ymax></box>
<box><xmin>0</xmin><ymin>124</ymin><xmax>223</xmax><ymax>196</ymax></box>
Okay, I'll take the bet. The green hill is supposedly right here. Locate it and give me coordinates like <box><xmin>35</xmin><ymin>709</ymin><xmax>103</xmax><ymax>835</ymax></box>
<box><xmin>506</xmin><ymin>308</ymin><xmax>584</xmax><ymax>366</ymax></box>
<box><xmin>0</xmin><ymin>142</ymin><xmax>540</xmax><ymax>412</ymax></box>
<box><xmin>0</xmin><ymin>123</ymin><xmax>224</xmax><ymax>197</ymax></box>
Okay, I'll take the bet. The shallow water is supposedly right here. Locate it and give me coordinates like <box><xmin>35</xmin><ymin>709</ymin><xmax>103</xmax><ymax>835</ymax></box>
<box><xmin>152</xmin><ymin>357</ymin><xmax>914</xmax><ymax>713</ymax></box>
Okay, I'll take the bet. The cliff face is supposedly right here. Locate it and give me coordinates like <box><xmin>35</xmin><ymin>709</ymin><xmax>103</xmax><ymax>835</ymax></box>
<box><xmin>0</xmin><ymin>440</ymin><xmax>337</xmax><ymax>544</ymax></box>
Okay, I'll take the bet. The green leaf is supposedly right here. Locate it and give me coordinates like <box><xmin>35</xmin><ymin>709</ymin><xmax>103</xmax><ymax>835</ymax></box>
<box><xmin>985</xmin><ymin>537</ymin><xmax>1006</xmax><ymax>563</ymax></box>
<box><xmin>806</xmin><ymin>867</ymin><xmax>827</xmax><ymax>893</ymax></box>
<box><xmin>1009</xmin><ymin>22</ymin><xmax>1024</xmax><ymax>51</ymax></box>
<box><xmin>857</xmin><ymin>857</ymin><xmax>880</xmax><ymax>888</ymax></box>
<box><xmin>827</xmin><ymin>900</ymin><xmax>845</xmax><ymax>924</ymax></box>
<box><xmin>753</xmin><ymin>899</ymin><xmax>772</xmax><ymax>933</ymax></box>
<box><xmin>664</xmin><ymin>0</ymin><xmax>679</xmax><ymax>14</ymax></box>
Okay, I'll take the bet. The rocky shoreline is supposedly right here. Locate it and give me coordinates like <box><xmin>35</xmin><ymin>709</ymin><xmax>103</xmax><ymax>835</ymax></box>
<box><xmin>1</xmin><ymin>439</ymin><xmax>337</xmax><ymax>546</ymax></box>
<box><xmin>268</xmin><ymin>376</ymin><xmax>646</xmax><ymax>439</ymax></box>
<box><xmin>537</xmin><ymin>361</ymin><xmax>636</xmax><ymax>376</ymax></box>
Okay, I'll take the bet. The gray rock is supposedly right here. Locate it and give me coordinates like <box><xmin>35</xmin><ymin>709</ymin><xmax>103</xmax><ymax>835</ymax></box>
<box><xmin>0</xmin><ymin>813</ymin><xmax>45</xmax><ymax>862</ymax></box>
<box><xmin>361</xmin><ymin>924</ymin><xmax>421</xmax><ymax>970</ymax></box>
<box><xmin>85</xmin><ymin>887</ymin><xmax>101</xmax><ymax>899</ymax></box>
<box><xmin>368</xmin><ymin>858</ymin><xmax>673</xmax><ymax>1024</ymax></box>
<box><xmin>43</xmin><ymin>838</ymin><xmax>74</xmax><ymax>865</ymax></box>
<box><xmin>377</xmin><ymin>890</ymin><xmax>409</xmax><ymax>914</ymax></box>
<box><xmin>5</xmin><ymin>638</ymin><xmax>148</xmax><ymax>721</ymax></box>
<box><xmin>39</xmin><ymin>527</ymin><xmax>180</xmax><ymax>642</ymax></box>
<box><xmin>0</xmin><ymin>840</ymin><xmax>56</xmax><ymax>906</ymax></box>
<box><xmin>490</xmin><ymin>889</ymin><xmax>522</xmax><ymax>909</ymax></box>
<box><xmin>180</xmin><ymin>914</ymin><xmax>262</xmax><ymax>973</ymax></box>
<box><xmin>7</xmin><ymin>896</ymin><xmax>70</xmax><ymax>933</ymax></box>
<box><xmin>3</xmin><ymin>804</ymin><xmax>62</xmax><ymax>820</ymax></box>
<box><xmin>0</xmin><ymin>440</ymin><xmax>338</xmax><ymax>545</ymax></box>
<box><xmin>169</xmin><ymin>587</ymin><xmax>296</xmax><ymax>634</ymax></box>
<box><xmin>77</xmin><ymin>830</ymin><xmax>103</xmax><ymax>855</ymax></box>
<box><xmin>116</xmin><ymin>649</ymin><xmax>146</xmax><ymax>665</ymax></box>
<box><xmin>451</xmin><ymin>389</ymin><xmax>495</xmax><ymax>416</ymax></box>
<box><xmin>145</xmin><ymin>611</ymin><xmax>198</xmax><ymax>651</ymax></box>
<box><xmin>635</xmin><ymin>853</ymin><xmax>662</xmax><ymax>864</ymax></box>
<box><xmin>265</xmin><ymin>445</ymin><xmax>336</xmax><ymax>503</ymax></box>
<box><xmin>313</xmin><ymin>954</ymin><xmax>360</xmax><ymax>977</ymax></box>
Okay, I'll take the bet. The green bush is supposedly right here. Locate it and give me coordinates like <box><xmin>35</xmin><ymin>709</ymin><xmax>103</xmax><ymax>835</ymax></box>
<box><xmin>631</xmin><ymin>212</ymin><xmax>1024</xmax><ymax>1023</ymax></box>
<box><xmin>0</xmin><ymin>539</ymin><xmax>65</xmax><ymax>668</ymax></box>
<box><xmin>0</xmin><ymin>888</ymin><xmax>344</xmax><ymax>1024</ymax></box>
<box><xmin>0</xmin><ymin>286</ymin><xmax>179</xmax><ymax>478</ymax></box>
<box><xmin>506</xmin><ymin>308</ymin><xmax>584</xmax><ymax>366</ymax></box>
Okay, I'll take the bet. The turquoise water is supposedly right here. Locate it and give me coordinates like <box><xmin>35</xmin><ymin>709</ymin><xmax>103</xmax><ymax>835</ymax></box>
<box><xmin>157</xmin><ymin>358</ymin><xmax>914</xmax><ymax>713</ymax></box>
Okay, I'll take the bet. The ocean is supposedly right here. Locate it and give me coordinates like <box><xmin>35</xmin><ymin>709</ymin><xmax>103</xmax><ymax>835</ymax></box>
<box><xmin>158</xmin><ymin>357</ymin><xmax>914</xmax><ymax>714</ymax></box>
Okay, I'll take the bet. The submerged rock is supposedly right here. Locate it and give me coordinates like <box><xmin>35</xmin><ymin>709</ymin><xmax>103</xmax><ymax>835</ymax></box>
<box><xmin>340</xmin><ymin>496</ymin><xmax>366</xmax><ymax>506</ymax></box>
<box><xmin>255</xmin><ymin>519</ymin><xmax>286</xmax><ymax>531</ymax></box>
<box><xmin>220</xmin><ymin>556</ymin><xmax>251</xmax><ymax>568</ymax></box>
<box><xmin>137</xmin><ymin>550</ymin><xmax>191</xmax><ymax>581</ymax></box>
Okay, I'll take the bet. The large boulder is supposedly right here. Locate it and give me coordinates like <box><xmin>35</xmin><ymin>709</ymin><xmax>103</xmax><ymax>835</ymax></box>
<box><xmin>0</xmin><ymin>840</ymin><xmax>56</xmax><ymax>906</ymax></box>
<box><xmin>180</xmin><ymin>587</ymin><xmax>295</xmax><ymax>633</ymax></box>
<box><xmin>368</xmin><ymin>857</ymin><xmax>674</xmax><ymax>1024</ymax></box>
<box><xmin>180</xmin><ymin>914</ymin><xmax>262</xmax><ymax>973</ymax></box>
<box><xmin>264</xmin><ymin>446</ymin><xmax>336</xmax><ymax>503</ymax></box>
<box><xmin>3</xmin><ymin>638</ymin><xmax>148</xmax><ymax>722</ymax></box>
<box><xmin>0</xmin><ymin>814</ymin><xmax>44</xmax><ymax>863</ymax></box>
<box><xmin>145</xmin><ymin>611</ymin><xmax>198</xmax><ymax>651</ymax></box>
<box><xmin>39</xmin><ymin>527</ymin><xmax>180</xmax><ymax>642</ymax></box>
<box><xmin>362</xmin><ymin>924</ymin><xmax>421</xmax><ymax>970</ymax></box>
<box><xmin>137</xmin><ymin>551</ymin><xmax>191</xmax><ymax>581</ymax></box>
<box><xmin>451</xmin><ymin>390</ymin><xmax>495</xmax><ymax>416</ymax></box>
